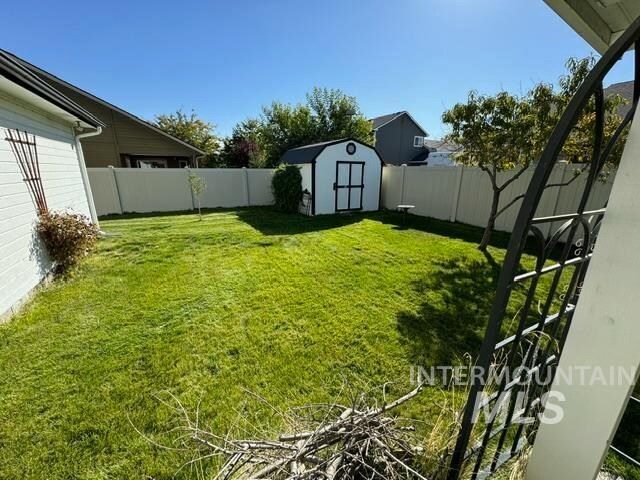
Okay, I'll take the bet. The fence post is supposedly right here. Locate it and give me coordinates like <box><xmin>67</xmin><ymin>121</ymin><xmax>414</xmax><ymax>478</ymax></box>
<box><xmin>546</xmin><ymin>162</ymin><xmax>569</xmax><ymax>238</ymax></box>
<box><xmin>400</xmin><ymin>164</ymin><xmax>407</xmax><ymax>204</ymax></box>
<box><xmin>109</xmin><ymin>166</ymin><xmax>123</xmax><ymax>214</ymax></box>
<box><xmin>242</xmin><ymin>167</ymin><xmax>250</xmax><ymax>206</ymax></box>
<box><xmin>186</xmin><ymin>167</ymin><xmax>196</xmax><ymax>210</ymax></box>
<box><xmin>550</xmin><ymin>162</ymin><xmax>569</xmax><ymax>217</ymax></box>
<box><xmin>450</xmin><ymin>165</ymin><xmax>464</xmax><ymax>222</ymax></box>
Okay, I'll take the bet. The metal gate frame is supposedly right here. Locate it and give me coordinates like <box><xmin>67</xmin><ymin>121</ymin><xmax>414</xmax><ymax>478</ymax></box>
<box><xmin>447</xmin><ymin>15</ymin><xmax>640</xmax><ymax>479</ymax></box>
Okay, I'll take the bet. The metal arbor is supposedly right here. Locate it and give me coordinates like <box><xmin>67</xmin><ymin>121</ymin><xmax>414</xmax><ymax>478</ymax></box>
<box><xmin>447</xmin><ymin>15</ymin><xmax>640</xmax><ymax>479</ymax></box>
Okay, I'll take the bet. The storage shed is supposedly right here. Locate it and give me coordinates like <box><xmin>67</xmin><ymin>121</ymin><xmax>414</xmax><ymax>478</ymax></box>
<box><xmin>279</xmin><ymin>139</ymin><xmax>383</xmax><ymax>215</ymax></box>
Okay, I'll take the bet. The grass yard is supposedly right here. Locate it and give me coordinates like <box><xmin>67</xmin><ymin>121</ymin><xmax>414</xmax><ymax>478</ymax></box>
<box><xmin>0</xmin><ymin>208</ymin><xmax>548</xmax><ymax>479</ymax></box>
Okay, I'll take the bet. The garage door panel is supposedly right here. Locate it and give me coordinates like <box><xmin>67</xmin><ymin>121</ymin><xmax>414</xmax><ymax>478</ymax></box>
<box><xmin>336</xmin><ymin>188</ymin><xmax>349</xmax><ymax>210</ymax></box>
<box><xmin>351</xmin><ymin>164</ymin><xmax>363</xmax><ymax>185</ymax></box>
<box><xmin>337</xmin><ymin>163</ymin><xmax>350</xmax><ymax>186</ymax></box>
<box><xmin>350</xmin><ymin>188</ymin><xmax>362</xmax><ymax>210</ymax></box>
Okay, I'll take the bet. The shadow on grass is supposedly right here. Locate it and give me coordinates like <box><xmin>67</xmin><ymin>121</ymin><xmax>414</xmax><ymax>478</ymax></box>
<box><xmin>99</xmin><ymin>207</ymin><xmax>243</xmax><ymax>221</ymax></box>
<box><xmin>396</xmin><ymin>257</ymin><xmax>502</xmax><ymax>367</ymax></box>
<box><xmin>100</xmin><ymin>206</ymin><xmax>559</xmax><ymax>263</ymax></box>
<box><xmin>236</xmin><ymin>208</ymin><xmax>367</xmax><ymax>235</ymax></box>
<box><xmin>237</xmin><ymin>207</ymin><xmax>521</xmax><ymax>249</ymax></box>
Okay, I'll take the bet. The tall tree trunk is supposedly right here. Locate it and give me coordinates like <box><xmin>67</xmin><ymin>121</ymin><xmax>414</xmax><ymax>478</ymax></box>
<box><xmin>479</xmin><ymin>188</ymin><xmax>500</xmax><ymax>251</ymax></box>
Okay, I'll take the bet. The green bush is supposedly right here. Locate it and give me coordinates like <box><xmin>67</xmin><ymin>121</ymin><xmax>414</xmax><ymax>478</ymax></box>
<box><xmin>37</xmin><ymin>211</ymin><xmax>99</xmax><ymax>273</ymax></box>
<box><xmin>271</xmin><ymin>164</ymin><xmax>303</xmax><ymax>213</ymax></box>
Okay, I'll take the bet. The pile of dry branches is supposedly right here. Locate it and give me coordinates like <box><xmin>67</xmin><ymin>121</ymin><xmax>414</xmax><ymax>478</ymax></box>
<box><xmin>149</xmin><ymin>382</ymin><xmax>454</xmax><ymax>480</ymax></box>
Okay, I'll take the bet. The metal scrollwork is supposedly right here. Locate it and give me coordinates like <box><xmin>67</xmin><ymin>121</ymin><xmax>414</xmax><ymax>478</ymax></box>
<box><xmin>447</xmin><ymin>15</ymin><xmax>640</xmax><ymax>480</ymax></box>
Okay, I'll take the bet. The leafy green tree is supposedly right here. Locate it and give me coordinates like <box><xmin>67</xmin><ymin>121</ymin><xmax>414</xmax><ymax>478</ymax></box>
<box><xmin>153</xmin><ymin>109</ymin><xmax>221</xmax><ymax>166</ymax></box>
<box><xmin>306</xmin><ymin>87</ymin><xmax>374</xmax><ymax>142</ymax></box>
<box><xmin>223</xmin><ymin>88</ymin><xmax>374</xmax><ymax>168</ymax></box>
<box><xmin>442</xmin><ymin>56</ymin><xmax>626</xmax><ymax>251</ymax></box>
<box><xmin>219</xmin><ymin>119</ymin><xmax>267</xmax><ymax>168</ymax></box>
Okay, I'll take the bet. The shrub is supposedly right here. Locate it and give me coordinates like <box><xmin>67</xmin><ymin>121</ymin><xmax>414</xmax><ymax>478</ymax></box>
<box><xmin>37</xmin><ymin>211</ymin><xmax>99</xmax><ymax>273</ymax></box>
<box><xmin>271</xmin><ymin>164</ymin><xmax>303</xmax><ymax>213</ymax></box>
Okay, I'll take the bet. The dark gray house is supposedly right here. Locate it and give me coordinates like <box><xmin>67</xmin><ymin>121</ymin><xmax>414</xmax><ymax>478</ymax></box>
<box><xmin>370</xmin><ymin>111</ymin><xmax>429</xmax><ymax>165</ymax></box>
<box><xmin>604</xmin><ymin>80</ymin><xmax>634</xmax><ymax>118</ymax></box>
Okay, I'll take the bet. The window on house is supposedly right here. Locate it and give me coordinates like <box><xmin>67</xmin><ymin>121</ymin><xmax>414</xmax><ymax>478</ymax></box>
<box><xmin>413</xmin><ymin>136</ymin><xmax>424</xmax><ymax>148</ymax></box>
<box><xmin>138</xmin><ymin>158</ymin><xmax>168</xmax><ymax>168</ymax></box>
<box><xmin>178</xmin><ymin>159</ymin><xmax>190</xmax><ymax>168</ymax></box>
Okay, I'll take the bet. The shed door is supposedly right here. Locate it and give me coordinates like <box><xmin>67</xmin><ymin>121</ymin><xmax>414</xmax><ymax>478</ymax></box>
<box><xmin>334</xmin><ymin>161</ymin><xmax>364</xmax><ymax>212</ymax></box>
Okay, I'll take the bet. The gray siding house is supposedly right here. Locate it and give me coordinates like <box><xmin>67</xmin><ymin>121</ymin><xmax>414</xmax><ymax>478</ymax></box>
<box><xmin>370</xmin><ymin>111</ymin><xmax>429</xmax><ymax>165</ymax></box>
<box><xmin>2</xmin><ymin>50</ymin><xmax>205</xmax><ymax>168</ymax></box>
<box><xmin>604</xmin><ymin>80</ymin><xmax>634</xmax><ymax>118</ymax></box>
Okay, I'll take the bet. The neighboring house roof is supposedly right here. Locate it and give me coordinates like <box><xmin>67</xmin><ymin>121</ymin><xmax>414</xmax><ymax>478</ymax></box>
<box><xmin>370</xmin><ymin>112</ymin><xmax>404</xmax><ymax>129</ymax></box>
<box><xmin>605</xmin><ymin>80</ymin><xmax>634</xmax><ymax>118</ymax></box>
<box><xmin>424</xmin><ymin>138</ymin><xmax>460</xmax><ymax>153</ymax></box>
<box><xmin>369</xmin><ymin>110</ymin><xmax>428</xmax><ymax>136</ymax></box>
<box><xmin>279</xmin><ymin>138</ymin><xmax>381</xmax><ymax>165</ymax></box>
<box><xmin>1</xmin><ymin>49</ymin><xmax>205</xmax><ymax>155</ymax></box>
<box><xmin>0</xmin><ymin>50</ymin><xmax>104</xmax><ymax>129</ymax></box>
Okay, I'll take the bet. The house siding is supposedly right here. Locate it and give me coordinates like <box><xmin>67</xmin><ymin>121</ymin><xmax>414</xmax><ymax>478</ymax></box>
<box><xmin>39</xmin><ymin>78</ymin><xmax>198</xmax><ymax>167</ymax></box>
<box><xmin>374</xmin><ymin>113</ymin><xmax>427</xmax><ymax>165</ymax></box>
<box><xmin>0</xmin><ymin>93</ymin><xmax>90</xmax><ymax>318</ymax></box>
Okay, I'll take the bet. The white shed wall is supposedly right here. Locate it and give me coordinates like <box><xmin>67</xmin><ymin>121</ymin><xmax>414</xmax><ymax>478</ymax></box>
<box><xmin>0</xmin><ymin>94</ymin><xmax>90</xmax><ymax>318</ymax></box>
<box><xmin>299</xmin><ymin>163</ymin><xmax>312</xmax><ymax>193</ymax></box>
<box><xmin>313</xmin><ymin>142</ymin><xmax>382</xmax><ymax>215</ymax></box>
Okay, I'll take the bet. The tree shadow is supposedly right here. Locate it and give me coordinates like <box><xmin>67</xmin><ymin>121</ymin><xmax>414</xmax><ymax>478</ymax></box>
<box><xmin>396</xmin><ymin>256</ymin><xmax>502</xmax><ymax>367</ymax></box>
<box><xmin>238</xmin><ymin>207</ymin><xmax>518</xmax><ymax>243</ymax></box>
<box><xmin>99</xmin><ymin>207</ymin><xmax>562</xmax><ymax>262</ymax></box>
<box><xmin>236</xmin><ymin>208</ymin><xmax>374</xmax><ymax>235</ymax></box>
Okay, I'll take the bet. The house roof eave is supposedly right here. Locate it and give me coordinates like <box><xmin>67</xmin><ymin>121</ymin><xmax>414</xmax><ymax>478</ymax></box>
<box><xmin>0</xmin><ymin>50</ymin><xmax>104</xmax><ymax>129</ymax></box>
<box><xmin>1</xmin><ymin>49</ymin><xmax>206</xmax><ymax>155</ymax></box>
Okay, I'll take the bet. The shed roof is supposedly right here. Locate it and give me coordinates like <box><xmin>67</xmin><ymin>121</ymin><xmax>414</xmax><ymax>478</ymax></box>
<box><xmin>279</xmin><ymin>138</ymin><xmax>379</xmax><ymax>165</ymax></box>
<box><xmin>0</xmin><ymin>50</ymin><xmax>104</xmax><ymax>129</ymax></box>
<box><xmin>1</xmin><ymin>49</ymin><xmax>205</xmax><ymax>155</ymax></box>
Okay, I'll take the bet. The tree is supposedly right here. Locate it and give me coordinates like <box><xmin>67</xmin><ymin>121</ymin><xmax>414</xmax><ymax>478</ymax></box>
<box><xmin>219</xmin><ymin>119</ymin><xmax>267</xmax><ymax>168</ymax></box>
<box><xmin>223</xmin><ymin>87</ymin><xmax>374</xmax><ymax>168</ymax></box>
<box><xmin>153</xmin><ymin>109</ymin><xmax>221</xmax><ymax>166</ymax></box>
<box><xmin>442</xmin><ymin>56</ymin><xmax>626</xmax><ymax>251</ymax></box>
<box><xmin>188</xmin><ymin>172</ymin><xmax>207</xmax><ymax>220</ymax></box>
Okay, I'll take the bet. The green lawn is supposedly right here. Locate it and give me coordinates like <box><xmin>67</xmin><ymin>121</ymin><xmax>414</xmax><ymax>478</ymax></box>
<box><xmin>0</xmin><ymin>208</ymin><xmax>541</xmax><ymax>479</ymax></box>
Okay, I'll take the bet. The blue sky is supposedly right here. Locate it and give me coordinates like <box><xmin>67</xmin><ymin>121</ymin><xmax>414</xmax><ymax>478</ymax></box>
<box><xmin>2</xmin><ymin>0</ymin><xmax>633</xmax><ymax>139</ymax></box>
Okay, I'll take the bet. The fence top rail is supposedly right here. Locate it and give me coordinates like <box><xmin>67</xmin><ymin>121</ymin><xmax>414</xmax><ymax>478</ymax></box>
<box><xmin>531</xmin><ymin>208</ymin><xmax>606</xmax><ymax>224</ymax></box>
<box><xmin>87</xmin><ymin>167</ymin><xmax>276</xmax><ymax>172</ymax></box>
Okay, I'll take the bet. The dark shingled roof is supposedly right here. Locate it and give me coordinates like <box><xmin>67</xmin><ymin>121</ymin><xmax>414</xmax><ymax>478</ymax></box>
<box><xmin>0</xmin><ymin>50</ymin><xmax>104</xmax><ymax>128</ymax></box>
<box><xmin>279</xmin><ymin>138</ymin><xmax>380</xmax><ymax>165</ymax></box>
<box><xmin>370</xmin><ymin>112</ymin><xmax>405</xmax><ymax>129</ymax></box>
<box><xmin>605</xmin><ymin>80</ymin><xmax>634</xmax><ymax>118</ymax></box>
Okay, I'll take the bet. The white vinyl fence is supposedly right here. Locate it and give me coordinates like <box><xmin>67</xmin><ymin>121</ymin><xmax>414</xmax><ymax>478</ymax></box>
<box><xmin>88</xmin><ymin>167</ymin><xmax>275</xmax><ymax>215</ymax></box>
<box><xmin>381</xmin><ymin>164</ymin><xmax>615</xmax><ymax>236</ymax></box>
<box><xmin>88</xmin><ymin>165</ymin><xmax>615</xmax><ymax>238</ymax></box>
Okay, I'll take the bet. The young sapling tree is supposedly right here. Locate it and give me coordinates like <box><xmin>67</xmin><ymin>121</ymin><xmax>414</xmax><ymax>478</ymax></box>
<box><xmin>188</xmin><ymin>172</ymin><xmax>207</xmax><ymax>220</ymax></box>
